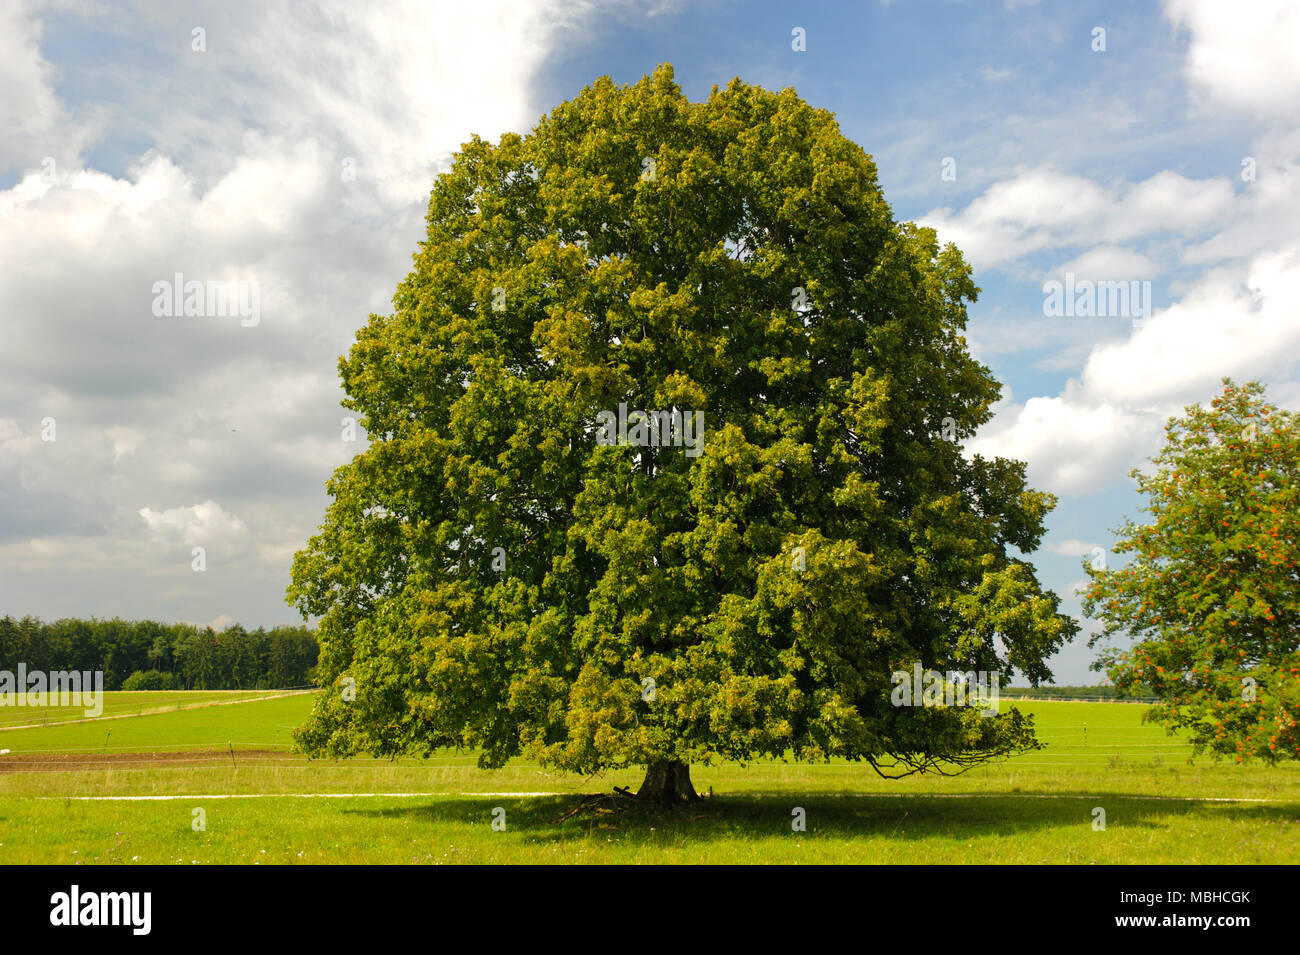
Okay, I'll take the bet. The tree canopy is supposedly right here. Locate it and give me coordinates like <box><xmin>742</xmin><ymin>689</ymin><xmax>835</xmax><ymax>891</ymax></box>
<box><xmin>288</xmin><ymin>65</ymin><xmax>1076</xmax><ymax>800</ymax></box>
<box><xmin>1085</xmin><ymin>379</ymin><xmax>1300</xmax><ymax>762</ymax></box>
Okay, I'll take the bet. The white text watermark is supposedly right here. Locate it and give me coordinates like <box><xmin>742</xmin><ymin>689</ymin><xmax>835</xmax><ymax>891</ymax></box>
<box><xmin>0</xmin><ymin>665</ymin><xmax>103</xmax><ymax>717</ymax></box>
<box><xmin>890</xmin><ymin>663</ymin><xmax>999</xmax><ymax>716</ymax></box>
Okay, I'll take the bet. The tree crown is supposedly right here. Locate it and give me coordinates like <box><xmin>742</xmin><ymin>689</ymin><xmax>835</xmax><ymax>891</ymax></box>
<box><xmin>1085</xmin><ymin>379</ymin><xmax>1300</xmax><ymax>761</ymax></box>
<box><xmin>289</xmin><ymin>65</ymin><xmax>1076</xmax><ymax>776</ymax></box>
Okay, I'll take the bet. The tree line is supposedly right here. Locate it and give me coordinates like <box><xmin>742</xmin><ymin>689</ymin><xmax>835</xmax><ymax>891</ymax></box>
<box><xmin>0</xmin><ymin>615</ymin><xmax>318</xmax><ymax>690</ymax></box>
<box><xmin>1001</xmin><ymin>685</ymin><xmax>1155</xmax><ymax>701</ymax></box>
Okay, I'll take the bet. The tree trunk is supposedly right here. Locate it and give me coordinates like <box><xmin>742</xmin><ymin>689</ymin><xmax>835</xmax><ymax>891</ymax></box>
<box><xmin>636</xmin><ymin>760</ymin><xmax>699</xmax><ymax>806</ymax></box>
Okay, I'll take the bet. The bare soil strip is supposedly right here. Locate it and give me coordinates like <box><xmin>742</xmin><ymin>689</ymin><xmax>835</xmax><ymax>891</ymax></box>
<box><xmin>0</xmin><ymin>750</ymin><xmax>287</xmax><ymax>771</ymax></box>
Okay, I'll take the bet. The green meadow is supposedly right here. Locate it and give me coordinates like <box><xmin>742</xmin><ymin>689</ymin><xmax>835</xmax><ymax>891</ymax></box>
<box><xmin>0</xmin><ymin>689</ymin><xmax>295</xmax><ymax>730</ymax></box>
<box><xmin>1</xmin><ymin>692</ymin><xmax>1296</xmax><ymax>864</ymax></box>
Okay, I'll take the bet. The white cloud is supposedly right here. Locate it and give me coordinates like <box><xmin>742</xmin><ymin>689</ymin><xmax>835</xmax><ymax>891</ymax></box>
<box><xmin>981</xmin><ymin>66</ymin><xmax>1017</xmax><ymax>82</ymax></box>
<box><xmin>968</xmin><ymin>393</ymin><xmax>1162</xmax><ymax>495</ymax></box>
<box><xmin>0</xmin><ymin>1</ymin><xmax>90</xmax><ymax>172</ymax></box>
<box><xmin>110</xmin><ymin>0</ymin><xmax>597</xmax><ymax>205</ymax></box>
<box><xmin>949</xmin><ymin>8</ymin><xmax>1300</xmax><ymax>503</ymax></box>
<box><xmin>1081</xmin><ymin>247</ymin><xmax>1300</xmax><ymax>405</ymax></box>
<box><xmin>1182</xmin><ymin>130</ymin><xmax>1300</xmax><ymax>267</ymax></box>
<box><xmin>1046</xmin><ymin>539</ymin><xmax>1101</xmax><ymax>557</ymax></box>
<box><xmin>0</xmin><ymin>0</ymin><xmax>613</xmax><ymax>625</ymax></box>
<box><xmin>1165</xmin><ymin>0</ymin><xmax>1300</xmax><ymax>119</ymax></box>
<box><xmin>105</xmin><ymin>426</ymin><xmax>142</xmax><ymax>461</ymax></box>
<box><xmin>138</xmin><ymin>500</ymin><xmax>249</xmax><ymax>549</ymax></box>
<box><xmin>969</xmin><ymin>243</ymin><xmax>1300</xmax><ymax>493</ymax></box>
<box><xmin>919</xmin><ymin>166</ymin><xmax>1235</xmax><ymax>272</ymax></box>
<box><xmin>1050</xmin><ymin>245</ymin><xmax>1158</xmax><ymax>283</ymax></box>
<box><xmin>970</xmin><ymin>244</ymin><xmax>1300</xmax><ymax>495</ymax></box>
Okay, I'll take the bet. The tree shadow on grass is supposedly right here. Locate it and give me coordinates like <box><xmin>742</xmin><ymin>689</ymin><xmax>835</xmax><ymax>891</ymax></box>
<box><xmin>342</xmin><ymin>791</ymin><xmax>1300</xmax><ymax>847</ymax></box>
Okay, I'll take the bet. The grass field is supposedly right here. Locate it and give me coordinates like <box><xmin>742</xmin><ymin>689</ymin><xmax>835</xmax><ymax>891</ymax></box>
<box><xmin>0</xmin><ymin>689</ymin><xmax>300</xmax><ymax>730</ymax></box>
<box><xmin>1</xmin><ymin>691</ymin><xmax>1297</xmax><ymax>864</ymax></box>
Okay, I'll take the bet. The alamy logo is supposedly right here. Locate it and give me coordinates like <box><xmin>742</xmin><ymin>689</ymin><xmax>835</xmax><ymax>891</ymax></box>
<box><xmin>595</xmin><ymin>402</ymin><xmax>704</xmax><ymax>457</ymax></box>
<box><xmin>50</xmin><ymin>885</ymin><xmax>151</xmax><ymax>935</ymax></box>
<box><xmin>1042</xmin><ymin>272</ymin><xmax>1152</xmax><ymax>323</ymax></box>
<box><xmin>0</xmin><ymin>665</ymin><xmax>103</xmax><ymax>717</ymax></box>
<box><xmin>151</xmin><ymin>272</ymin><xmax>260</xmax><ymax>327</ymax></box>
<box><xmin>890</xmin><ymin>663</ymin><xmax>1000</xmax><ymax>716</ymax></box>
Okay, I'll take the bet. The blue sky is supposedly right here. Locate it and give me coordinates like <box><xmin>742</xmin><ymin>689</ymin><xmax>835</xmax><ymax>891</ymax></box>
<box><xmin>3</xmin><ymin>0</ymin><xmax>1299</xmax><ymax>684</ymax></box>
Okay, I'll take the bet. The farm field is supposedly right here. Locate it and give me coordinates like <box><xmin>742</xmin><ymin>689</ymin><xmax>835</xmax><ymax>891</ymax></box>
<box><xmin>1</xmin><ymin>691</ymin><xmax>1297</xmax><ymax>864</ymax></box>
<box><xmin>0</xmin><ymin>689</ymin><xmax>301</xmax><ymax>729</ymax></box>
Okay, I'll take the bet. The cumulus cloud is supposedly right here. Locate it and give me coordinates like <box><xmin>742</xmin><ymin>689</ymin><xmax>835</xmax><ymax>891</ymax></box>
<box><xmin>1081</xmin><ymin>247</ymin><xmax>1300</xmax><ymax>405</ymax></box>
<box><xmin>968</xmin><ymin>392</ymin><xmax>1164</xmax><ymax>496</ymax></box>
<box><xmin>1049</xmin><ymin>246</ymin><xmax>1159</xmax><ymax>284</ymax></box>
<box><xmin>0</xmin><ymin>0</ymin><xmax>609</xmax><ymax>624</ymax></box>
<box><xmin>919</xmin><ymin>166</ymin><xmax>1235</xmax><ymax>273</ymax></box>
<box><xmin>967</xmin><ymin>244</ymin><xmax>1300</xmax><ymax>495</ymax></box>
<box><xmin>969</xmin><ymin>224</ymin><xmax>1300</xmax><ymax>496</ymax></box>
<box><xmin>949</xmin><ymin>5</ymin><xmax>1300</xmax><ymax>502</ymax></box>
<box><xmin>1166</xmin><ymin>0</ymin><xmax>1300</xmax><ymax>119</ymax></box>
<box><xmin>0</xmin><ymin>1</ymin><xmax>90</xmax><ymax>172</ymax></box>
<box><xmin>138</xmin><ymin>500</ymin><xmax>249</xmax><ymax>550</ymax></box>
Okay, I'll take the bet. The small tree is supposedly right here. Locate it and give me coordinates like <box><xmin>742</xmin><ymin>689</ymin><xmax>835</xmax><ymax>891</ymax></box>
<box><xmin>1084</xmin><ymin>379</ymin><xmax>1300</xmax><ymax>762</ymax></box>
<box><xmin>289</xmin><ymin>66</ymin><xmax>1076</xmax><ymax>802</ymax></box>
<box><xmin>122</xmin><ymin>669</ymin><xmax>173</xmax><ymax>691</ymax></box>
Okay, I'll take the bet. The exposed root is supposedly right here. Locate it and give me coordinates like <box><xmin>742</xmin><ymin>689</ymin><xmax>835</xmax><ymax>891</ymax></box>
<box><xmin>553</xmin><ymin>787</ymin><xmax>640</xmax><ymax>824</ymax></box>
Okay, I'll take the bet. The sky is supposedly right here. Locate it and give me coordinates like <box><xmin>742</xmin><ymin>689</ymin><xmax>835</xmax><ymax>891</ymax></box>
<box><xmin>2</xmin><ymin>0</ymin><xmax>1298</xmax><ymax>684</ymax></box>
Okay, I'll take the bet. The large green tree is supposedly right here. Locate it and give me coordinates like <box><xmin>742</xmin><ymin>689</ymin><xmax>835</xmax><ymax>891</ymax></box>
<box><xmin>288</xmin><ymin>65</ymin><xmax>1076</xmax><ymax>802</ymax></box>
<box><xmin>1084</xmin><ymin>380</ymin><xmax>1300</xmax><ymax>762</ymax></box>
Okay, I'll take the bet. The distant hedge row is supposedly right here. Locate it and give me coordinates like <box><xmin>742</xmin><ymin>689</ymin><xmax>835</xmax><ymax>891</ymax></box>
<box><xmin>1001</xmin><ymin>684</ymin><xmax>1155</xmax><ymax>701</ymax></box>
<box><xmin>0</xmin><ymin>615</ymin><xmax>318</xmax><ymax>691</ymax></box>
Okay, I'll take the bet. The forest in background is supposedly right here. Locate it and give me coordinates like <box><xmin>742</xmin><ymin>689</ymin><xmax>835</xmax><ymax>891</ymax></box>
<box><xmin>0</xmin><ymin>615</ymin><xmax>318</xmax><ymax>690</ymax></box>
